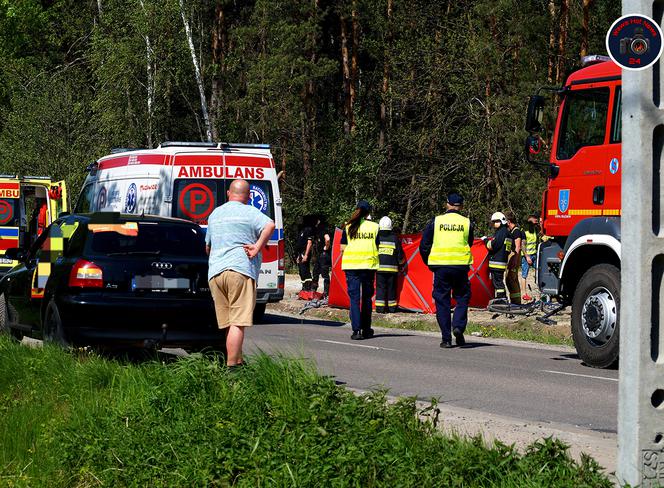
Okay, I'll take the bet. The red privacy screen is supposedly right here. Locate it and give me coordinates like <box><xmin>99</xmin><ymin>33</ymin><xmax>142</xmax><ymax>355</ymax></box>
<box><xmin>328</xmin><ymin>229</ymin><xmax>494</xmax><ymax>312</ymax></box>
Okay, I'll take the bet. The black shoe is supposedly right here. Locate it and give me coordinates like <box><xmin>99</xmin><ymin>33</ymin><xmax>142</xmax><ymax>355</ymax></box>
<box><xmin>351</xmin><ymin>331</ymin><xmax>363</xmax><ymax>340</ymax></box>
<box><xmin>362</xmin><ymin>328</ymin><xmax>374</xmax><ymax>339</ymax></box>
<box><xmin>453</xmin><ymin>328</ymin><xmax>466</xmax><ymax>346</ymax></box>
<box><xmin>375</xmin><ymin>307</ymin><xmax>386</xmax><ymax>314</ymax></box>
<box><xmin>440</xmin><ymin>341</ymin><xmax>453</xmax><ymax>348</ymax></box>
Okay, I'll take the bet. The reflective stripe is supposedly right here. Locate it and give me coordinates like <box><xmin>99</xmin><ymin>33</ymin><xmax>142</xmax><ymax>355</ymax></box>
<box><xmin>341</xmin><ymin>220</ymin><xmax>379</xmax><ymax>270</ymax></box>
<box><xmin>429</xmin><ymin>213</ymin><xmax>472</xmax><ymax>266</ymax></box>
<box><xmin>489</xmin><ymin>261</ymin><xmax>507</xmax><ymax>269</ymax></box>
<box><xmin>388</xmin><ymin>301</ymin><xmax>397</xmax><ymax>306</ymax></box>
<box><xmin>378</xmin><ymin>264</ymin><xmax>399</xmax><ymax>272</ymax></box>
<box><xmin>379</xmin><ymin>242</ymin><xmax>396</xmax><ymax>248</ymax></box>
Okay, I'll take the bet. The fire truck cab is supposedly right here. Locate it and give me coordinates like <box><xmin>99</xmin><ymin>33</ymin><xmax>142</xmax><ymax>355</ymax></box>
<box><xmin>0</xmin><ymin>176</ymin><xmax>68</xmax><ymax>277</ymax></box>
<box><xmin>74</xmin><ymin>142</ymin><xmax>285</xmax><ymax>318</ymax></box>
<box><xmin>525</xmin><ymin>57</ymin><xmax>622</xmax><ymax>368</ymax></box>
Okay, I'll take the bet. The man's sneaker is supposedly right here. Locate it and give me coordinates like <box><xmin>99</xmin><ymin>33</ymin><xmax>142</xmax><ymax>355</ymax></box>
<box><xmin>440</xmin><ymin>341</ymin><xmax>453</xmax><ymax>349</ymax></box>
<box><xmin>522</xmin><ymin>294</ymin><xmax>532</xmax><ymax>301</ymax></box>
<box><xmin>362</xmin><ymin>328</ymin><xmax>374</xmax><ymax>339</ymax></box>
<box><xmin>351</xmin><ymin>331</ymin><xmax>363</xmax><ymax>340</ymax></box>
<box><xmin>453</xmin><ymin>327</ymin><xmax>466</xmax><ymax>346</ymax></box>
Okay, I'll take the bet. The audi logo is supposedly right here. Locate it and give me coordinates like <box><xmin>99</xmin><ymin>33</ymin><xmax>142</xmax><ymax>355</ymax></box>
<box><xmin>151</xmin><ymin>262</ymin><xmax>173</xmax><ymax>270</ymax></box>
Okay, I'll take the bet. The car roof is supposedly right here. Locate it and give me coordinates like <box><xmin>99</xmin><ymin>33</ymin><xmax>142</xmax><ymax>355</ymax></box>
<box><xmin>62</xmin><ymin>212</ymin><xmax>197</xmax><ymax>226</ymax></box>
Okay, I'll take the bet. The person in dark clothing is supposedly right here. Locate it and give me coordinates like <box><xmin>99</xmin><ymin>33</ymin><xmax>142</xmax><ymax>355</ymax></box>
<box><xmin>295</xmin><ymin>219</ymin><xmax>316</xmax><ymax>292</ymax></box>
<box><xmin>505</xmin><ymin>213</ymin><xmax>524</xmax><ymax>304</ymax></box>
<box><xmin>340</xmin><ymin>201</ymin><xmax>380</xmax><ymax>340</ymax></box>
<box><xmin>420</xmin><ymin>193</ymin><xmax>474</xmax><ymax>349</ymax></box>
<box><xmin>312</xmin><ymin>220</ymin><xmax>332</xmax><ymax>297</ymax></box>
<box><xmin>483</xmin><ymin>212</ymin><xmax>513</xmax><ymax>301</ymax></box>
<box><xmin>376</xmin><ymin>216</ymin><xmax>405</xmax><ymax>313</ymax></box>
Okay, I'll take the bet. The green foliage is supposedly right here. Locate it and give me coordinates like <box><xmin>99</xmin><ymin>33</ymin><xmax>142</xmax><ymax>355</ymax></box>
<box><xmin>0</xmin><ymin>336</ymin><xmax>611</xmax><ymax>486</ymax></box>
<box><xmin>0</xmin><ymin>0</ymin><xmax>621</xmax><ymax>242</ymax></box>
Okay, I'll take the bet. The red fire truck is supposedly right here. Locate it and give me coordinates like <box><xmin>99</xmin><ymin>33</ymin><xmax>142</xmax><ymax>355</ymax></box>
<box><xmin>525</xmin><ymin>55</ymin><xmax>621</xmax><ymax>368</ymax></box>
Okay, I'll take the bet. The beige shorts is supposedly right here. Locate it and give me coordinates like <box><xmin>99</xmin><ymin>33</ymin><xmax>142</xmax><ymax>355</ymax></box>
<box><xmin>209</xmin><ymin>270</ymin><xmax>257</xmax><ymax>328</ymax></box>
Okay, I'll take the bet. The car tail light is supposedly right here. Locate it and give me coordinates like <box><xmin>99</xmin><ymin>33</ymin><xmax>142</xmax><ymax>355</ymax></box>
<box><xmin>69</xmin><ymin>259</ymin><xmax>103</xmax><ymax>288</ymax></box>
<box><xmin>278</xmin><ymin>239</ymin><xmax>285</xmax><ymax>270</ymax></box>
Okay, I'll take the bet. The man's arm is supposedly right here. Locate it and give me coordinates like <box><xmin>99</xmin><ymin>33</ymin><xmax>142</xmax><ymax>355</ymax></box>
<box><xmin>302</xmin><ymin>238</ymin><xmax>313</xmax><ymax>262</ymax></box>
<box><xmin>419</xmin><ymin>219</ymin><xmax>435</xmax><ymax>264</ymax></box>
<box><xmin>244</xmin><ymin>219</ymin><xmax>276</xmax><ymax>259</ymax></box>
<box><xmin>468</xmin><ymin>221</ymin><xmax>475</xmax><ymax>247</ymax></box>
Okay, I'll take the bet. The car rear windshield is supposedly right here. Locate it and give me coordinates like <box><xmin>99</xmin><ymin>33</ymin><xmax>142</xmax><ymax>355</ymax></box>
<box><xmin>86</xmin><ymin>221</ymin><xmax>207</xmax><ymax>257</ymax></box>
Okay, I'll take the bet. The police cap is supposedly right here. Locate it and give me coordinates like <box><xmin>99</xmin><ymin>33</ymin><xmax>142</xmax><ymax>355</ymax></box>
<box><xmin>447</xmin><ymin>193</ymin><xmax>464</xmax><ymax>206</ymax></box>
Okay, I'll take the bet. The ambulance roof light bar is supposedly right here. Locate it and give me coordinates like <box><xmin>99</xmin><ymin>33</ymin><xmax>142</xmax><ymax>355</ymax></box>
<box><xmin>22</xmin><ymin>176</ymin><xmax>51</xmax><ymax>180</ymax></box>
<box><xmin>0</xmin><ymin>174</ymin><xmax>17</xmax><ymax>179</ymax></box>
<box><xmin>581</xmin><ymin>54</ymin><xmax>611</xmax><ymax>67</ymax></box>
<box><xmin>159</xmin><ymin>141</ymin><xmax>270</xmax><ymax>150</ymax></box>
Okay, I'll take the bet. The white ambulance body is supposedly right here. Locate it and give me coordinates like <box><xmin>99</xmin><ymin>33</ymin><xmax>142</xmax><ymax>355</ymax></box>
<box><xmin>74</xmin><ymin>142</ymin><xmax>284</xmax><ymax>310</ymax></box>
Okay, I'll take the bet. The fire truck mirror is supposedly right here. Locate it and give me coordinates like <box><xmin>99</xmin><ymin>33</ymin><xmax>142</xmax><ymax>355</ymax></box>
<box><xmin>525</xmin><ymin>95</ymin><xmax>545</xmax><ymax>133</ymax></box>
<box><xmin>524</xmin><ymin>134</ymin><xmax>542</xmax><ymax>163</ymax></box>
<box><xmin>4</xmin><ymin>247</ymin><xmax>26</xmax><ymax>262</ymax></box>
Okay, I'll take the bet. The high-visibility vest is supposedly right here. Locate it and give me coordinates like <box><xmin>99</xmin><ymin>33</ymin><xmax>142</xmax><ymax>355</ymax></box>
<box><xmin>428</xmin><ymin>213</ymin><xmax>472</xmax><ymax>266</ymax></box>
<box><xmin>524</xmin><ymin>229</ymin><xmax>537</xmax><ymax>256</ymax></box>
<box><xmin>341</xmin><ymin>220</ymin><xmax>380</xmax><ymax>270</ymax></box>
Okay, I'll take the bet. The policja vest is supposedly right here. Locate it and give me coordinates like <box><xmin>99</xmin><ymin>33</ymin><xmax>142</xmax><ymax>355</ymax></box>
<box><xmin>488</xmin><ymin>225</ymin><xmax>512</xmax><ymax>270</ymax></box>
<box><xmin>341</xmin><ymin>219</ymin><xmax>380</xmax><ymax>270</ymax></box>
<box><xmin>524</xmin><ymin>228</ymin><xmax>537</xmax><ymax>256</ymax></box>
<box><xmin>378</xmin><ymin>231</ymin><xmax>400</xmax><ymax>272</ymax></box>
<box><xmin>428</xmin><ymin>212</ymin><xmax>472</xmax><ymax>266</ymax></box>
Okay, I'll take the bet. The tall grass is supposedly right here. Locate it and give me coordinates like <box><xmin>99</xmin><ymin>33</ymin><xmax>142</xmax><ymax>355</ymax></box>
<box><xmin>0</xmin><ymin>336</ymin><xmax>611</xmax><ymax>487</ymax></box>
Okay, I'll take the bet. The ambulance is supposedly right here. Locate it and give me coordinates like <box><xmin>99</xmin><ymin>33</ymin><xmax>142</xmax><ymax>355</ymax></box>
<box><xmin>0</xmin><ymin>176</ymin><xmax>68</xmax><ymax>277</ymax></box>
<box><xmin>74</xmin><ymin>142</ymin><xmax>285</xmax><ymax>317</ymax></box>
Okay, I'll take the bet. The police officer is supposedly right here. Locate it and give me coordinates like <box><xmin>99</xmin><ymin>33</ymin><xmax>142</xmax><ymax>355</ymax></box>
<box><xmin>340</xmin><ymin>200</ymin><xmax>380</xmax><ymax>340</ymax></box>
<box><xmin>375</xmin><ymin>216</ymin><xmax>405</xmax><ymax>313</ymax></box>
<box><xmin>420</xmin><ymin>193</ymin><xmax>474</xmax><ymax>349</ymax></box>
<box><xmin>483</xmin><ymin>212</ymin><xmax>512</xmax><ymax>301</ymax></box>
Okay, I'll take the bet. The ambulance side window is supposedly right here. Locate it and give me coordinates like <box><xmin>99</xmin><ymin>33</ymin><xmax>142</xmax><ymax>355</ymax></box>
<box><xmin>75</xmin><ymin>184</ymin><xmax>95</xmax><ymax>213</ymax></box>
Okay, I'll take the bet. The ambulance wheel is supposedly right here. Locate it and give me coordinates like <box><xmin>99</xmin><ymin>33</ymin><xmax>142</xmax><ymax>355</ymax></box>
<box><xmin>253</xmin><ymin>303</ymin><xmax>266</xmax><ymax>323</ymax></box>
<box><xmin>571</xmin><ymin>264</ymin><xmax>620</xmax><ymax>369</ymax></box>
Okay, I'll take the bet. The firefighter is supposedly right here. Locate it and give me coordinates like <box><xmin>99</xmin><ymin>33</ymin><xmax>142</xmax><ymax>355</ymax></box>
<box><xmin>521</xmin><ymin>213</ymin><xmax>539</xmax><ymax>301</ymax></box>
<box><xmin>420</xmin><ymin>193</ymin><xmax>474</xmax><ymax>349</ymax></box>
<box><xmin>311</xmin><ymin>218</ymin><xmax>332</xmax><ymax>298</ymax></box>
<box><xmin>505</xmin><ymin>213</ymin><xmax>523</xmax><ymax>305</ymax></box>
<box><xmin>295</xmin><ymin>217</ymin><xmax>316</xmax><ymax>293</ymax></box>
<box><xmin>483</xmin><ymin>212</ymin><xmax>512</xmax><ymax>301</ymax></box>
<box><xmin>375</xmin><ymin>216</ymin><xmax>405</xmax><ymax>313</ymax></box>
<box><xmin>340</xmin><ymin>200</ymin><xmax>380</xmax><ymax>340</ymax></box>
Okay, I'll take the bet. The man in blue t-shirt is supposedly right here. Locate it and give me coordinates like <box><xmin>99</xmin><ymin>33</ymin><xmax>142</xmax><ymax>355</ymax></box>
<box><xmin>206</xmin><ymin>179</ymin><xmax>275</xmax><ymax>369</ymax></box>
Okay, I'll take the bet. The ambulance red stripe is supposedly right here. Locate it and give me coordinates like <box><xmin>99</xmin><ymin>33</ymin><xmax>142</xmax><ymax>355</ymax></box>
<box><xmin>99</xmin><ymin>154</ymin><xmax>167</xmax><ymax>169</ymax></box>
<box><xmin>225</xmin><ymin>155</ymin><xmax>272</xmax><ymax>168</ymax></box>
<box><xmin>0</xmin><ymin>183</ymin><xmax>20</xmax><ymax>190</ymax></box>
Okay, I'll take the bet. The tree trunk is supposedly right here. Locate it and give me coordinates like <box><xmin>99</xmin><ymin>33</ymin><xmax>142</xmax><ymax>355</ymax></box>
<box><xmin>547</xmin><ymin>0</ymin><xmax>557</xmax><ymax>83</ymax></box>
<box><xmin>402</xmin><ymin>173</ymin><xmax>417</xmax><ymax>234</ymax></box>
<box><xmin>349</xmin><ymin>0</ymin><xmax>359</xmax><ymax>134</ymax></box>
<box><xmin>580</xmin><ymin>0</ymin><xmax>593</xmax><ymax>59</ymax></box>
<box><xmin>341</xmin><ymin>15</ymin><xmax>351</xmax><ymax>135</ymax></box>
<box><xmin>209</xmin><ymin>1</ymin><xmax>226</xmax><ymax>141</ymax></box>
<box><xmin>302</xmin><ymin>0</ymin><xmax>319</xmax><ymax>199</ymax></box>
<box><xmin>179</xmin><ymin>0</ymin><xmax>212</xmax><ymax>142</ymax></box>
<box><xmin>138</xmin><ymin>0</ymin><xmax>155</xmax><ymax>148</ymax></box>
<box><xmin>379</xmin><ymin>0</ymin><xmax>392</xmax><ymax>150</ymax></box>
<box><xmin>555</xmin><ymin>0</ymin><xmax>569</xmax><ymax>85</ymax></box>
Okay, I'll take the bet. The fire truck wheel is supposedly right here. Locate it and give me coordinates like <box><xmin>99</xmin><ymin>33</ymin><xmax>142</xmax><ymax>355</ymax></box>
<box><xmin>43</xmin><ymin>300</ymin><xmax>70</xmax><ymax>348</ymax></box>
<box><xmin>253</xmin><ymin>303</ymin><xmax>266</xmax><ymax>323</ymax></box>
<box><xmin>571</xmin><ymin>264</ymin><xmax>620</xmax><ymax>369</ymax></box>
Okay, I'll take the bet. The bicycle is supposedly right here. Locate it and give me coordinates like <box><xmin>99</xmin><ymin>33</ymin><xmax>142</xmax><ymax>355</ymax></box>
<box><xmin>486</xmin><ymin>295</ymin><xmax>565</xmax><ymax>325</ymax></box>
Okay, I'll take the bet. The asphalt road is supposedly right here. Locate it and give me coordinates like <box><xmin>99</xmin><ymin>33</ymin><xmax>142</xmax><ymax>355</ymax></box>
<box><xmin>247</xmin><ymin>312</ymin><xmax>619</xmax><ymax>434</ymax></box>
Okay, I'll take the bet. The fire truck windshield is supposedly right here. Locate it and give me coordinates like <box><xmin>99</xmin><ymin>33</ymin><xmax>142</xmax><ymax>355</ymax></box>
<box><xmin>557</xmin><ymin>88</ymin><xmax>610</xmax><ymax>160</ymax></box>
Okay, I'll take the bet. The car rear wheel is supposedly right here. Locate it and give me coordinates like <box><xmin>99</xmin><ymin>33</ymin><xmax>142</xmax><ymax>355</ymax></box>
<box><xmin>571</xmin><ymin>264</ymin><xmax>620</xmax><ymax>369</ymax></box>
<box><xmin>43</xmin><ymin>300</ymin><xmax>70</xmax><ymax>348</ymax></box>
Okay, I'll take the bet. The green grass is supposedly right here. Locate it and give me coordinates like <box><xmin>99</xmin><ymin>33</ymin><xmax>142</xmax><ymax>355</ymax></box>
<box><xmin>0</xmin><ymin>336</ymin><xmax>609</xmax><ymax>487</ymax></box>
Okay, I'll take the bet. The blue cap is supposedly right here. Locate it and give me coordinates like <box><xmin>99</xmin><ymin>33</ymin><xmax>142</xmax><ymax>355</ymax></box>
<box><xmin>447</xmin><ymin>193</ymin><xmax>464</xmax><ymax>206</ymax></box>
<box><xmin>356</xmin><ymin>200</ymin><xmax>372</xmax><ymax>212</ymax></box>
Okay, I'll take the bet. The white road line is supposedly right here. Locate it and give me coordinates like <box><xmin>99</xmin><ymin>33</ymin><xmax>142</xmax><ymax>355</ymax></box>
<box><xmin>541</xmin><ymin>370</ymin><xmax>618</xmax><ymax>382</ymax></box>
<box><xmin>315</xmin><ymin>339</ymin><xmax>400</xmax><ymax>352</ymax></box>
